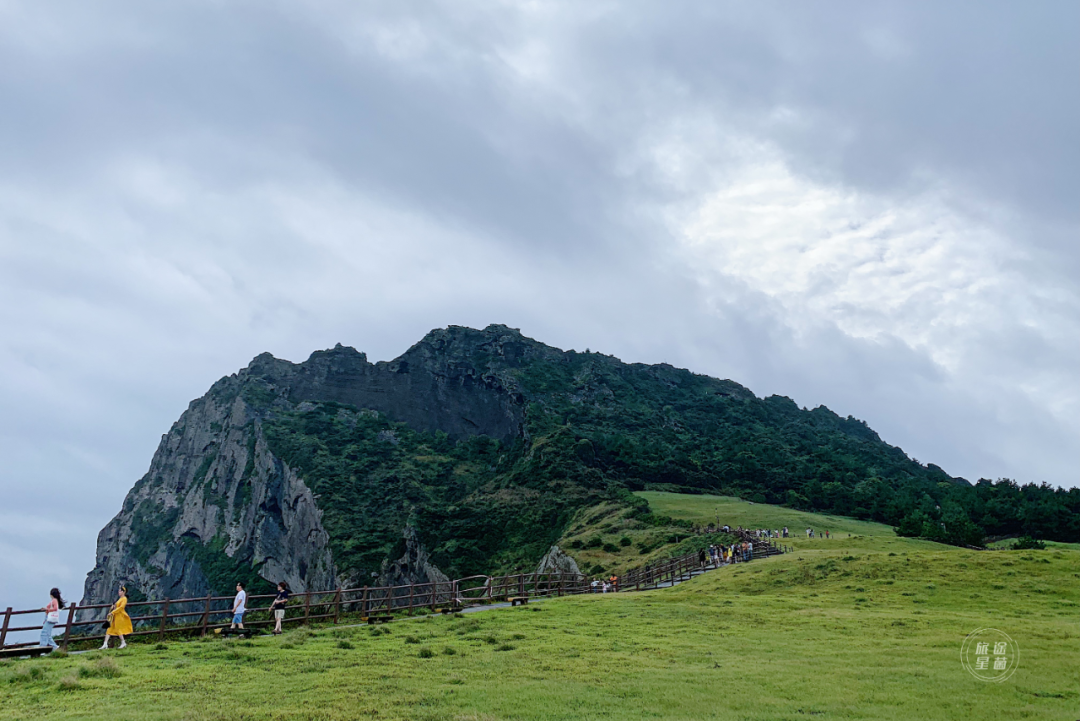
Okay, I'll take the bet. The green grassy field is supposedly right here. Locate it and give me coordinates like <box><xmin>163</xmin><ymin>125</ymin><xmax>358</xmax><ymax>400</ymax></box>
<box><xmin>4</xmin><ymin>494</ymin><xmax>1078</xmax><ymax>720</ymax></box>
<box><xmin>639</xmin><ymin>491</ymin><xmax>896</xmax><ymax>540</ymax></box>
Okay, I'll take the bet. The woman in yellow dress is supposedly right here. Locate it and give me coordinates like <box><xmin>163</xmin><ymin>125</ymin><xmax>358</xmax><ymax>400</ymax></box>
<box><xmin>101</xmin><ymin>585</ymin><xmax>133</xmax><ymax>649</ymax></box>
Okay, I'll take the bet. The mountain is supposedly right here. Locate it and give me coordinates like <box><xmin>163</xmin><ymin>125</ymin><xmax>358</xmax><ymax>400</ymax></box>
<box><xmin>81</xmin><ymin>324</ymin><xmax>1077</xmax><ymax>606</ymax></box>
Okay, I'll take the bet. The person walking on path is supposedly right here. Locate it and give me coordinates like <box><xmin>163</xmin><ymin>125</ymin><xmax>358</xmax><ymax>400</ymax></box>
<box><xmin>101</xmin><ymin>585</ymin><xmax>132</xmax><ymax>649</ymax></box>
<box><xmin>270</xmin><ymin>582</ymin><xmax>290</xmax><ymax>635</ymax></box>
<box><xmin>39</xmin><ymin>588</ymin><xmax>64</xmax><ymax>649</ymax></box>
<box><xmin>231</xmin><ymin>582</ymin><xmax>247</xmax><ymax>632</ymax></box>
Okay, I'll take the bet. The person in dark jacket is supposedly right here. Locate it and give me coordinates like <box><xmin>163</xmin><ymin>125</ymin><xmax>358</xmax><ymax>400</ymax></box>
<box><xmin>270</xmin><ymin>581</ymin><xmax>290</xmax><ymax>635</ymax></box>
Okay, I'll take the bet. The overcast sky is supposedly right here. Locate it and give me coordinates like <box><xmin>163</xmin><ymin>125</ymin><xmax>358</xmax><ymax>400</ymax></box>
<box><xmin>1</xmin><ymin>1</ymin><xmax>1077</xmax><ymax>615</ymax></box>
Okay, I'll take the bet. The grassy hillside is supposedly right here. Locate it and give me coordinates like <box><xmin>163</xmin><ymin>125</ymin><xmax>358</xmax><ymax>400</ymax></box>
<box><xmin>552</xmin><ymin>492</ymin><xmax>898</xmax><ymax>578</ymax></box>
<box><xmin>6</xmin><ymin>494</ymin><xmax>1077</xmax><ymax>721</ymax></box>
<box><xmin>639</xmin><ymin>491</ymin><xmax>898</xmax><ymax>539</ymax></box>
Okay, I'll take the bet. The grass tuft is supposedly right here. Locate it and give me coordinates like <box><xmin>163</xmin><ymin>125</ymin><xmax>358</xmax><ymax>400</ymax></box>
<box><xmin>57</xmin><ymin>674</ymin><xmax>81</xmax><ymax>691</ymax></box>
<box><xmin>78</xmin><ymin>658</ymin><xmax>121</xmax><ymax>679</ymax></box>
<box><xmin>10</xmin><ymin>665</ymin><xmax>46</xmax><ymax>684</ymax></box>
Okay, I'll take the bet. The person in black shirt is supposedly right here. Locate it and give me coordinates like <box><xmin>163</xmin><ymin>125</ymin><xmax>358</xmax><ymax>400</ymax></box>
<box><xmin>271</xmin><ymin>581</ymin><xmax>290</xmax><ymax>635</ymax></box>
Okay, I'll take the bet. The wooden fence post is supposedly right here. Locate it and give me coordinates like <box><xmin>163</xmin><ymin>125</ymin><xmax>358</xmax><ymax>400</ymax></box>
<box><xmin>303</xmin><ymin>592</ymin><xmax>311</xmax><ymax>625</ymax></box>
<box><xmin>361</xmin><ymin>586</ymin><xmax>369</xmax><ymax>618</ymax></box>
<box><xmin>61</xmin><ymin>604</ymin><xmax>77</xmax><ymax>651</ymax></box>
<box><xmin>408</xmin><ymin>583</ymin><xmax>414</xmax><ymax>612</ymax></box>
<box><xmin>199</xmin><ymin>594</ymin><xmax>212</xmax><ymax>637</ymax></box>
<box><xmin>158</xmin><ymin>599</ymin><xmax>171</xmax><ymax>641</ymax></box>
<box><xmin>333</xmin><ymin>589</ymin><xmax>342</xmax><ymax>624</ymax></box>
<box><xmin>0</xmin><ymin>607</ymin><xmax>11</xmax><ymax>648</ymax></box>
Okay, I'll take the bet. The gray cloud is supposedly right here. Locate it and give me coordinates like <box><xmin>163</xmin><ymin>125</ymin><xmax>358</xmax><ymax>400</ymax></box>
<box><xmin>0</xmin><ymin>1</ymin><xmax>1076</xmax><ymax>616</ymax></box>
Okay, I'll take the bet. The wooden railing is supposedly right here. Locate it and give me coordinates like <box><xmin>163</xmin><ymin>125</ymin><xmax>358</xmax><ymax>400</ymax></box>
<box><xmin>1</xmin><ymin>543</ymin><xmax>784</xmax><ymax>652</ymax></box>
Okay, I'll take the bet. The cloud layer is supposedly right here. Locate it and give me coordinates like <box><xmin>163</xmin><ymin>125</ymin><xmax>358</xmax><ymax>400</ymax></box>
<box><xmin>1</xmin><ymin>1</ymin><xmax>1076</xmax><ymax>614</ymax></box>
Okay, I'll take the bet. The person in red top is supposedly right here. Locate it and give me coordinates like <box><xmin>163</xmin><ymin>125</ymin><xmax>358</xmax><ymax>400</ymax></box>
<box><xmin>40</xmin><ymin>588</ymin><xmax>64</xmax><ymax>650</ymax></box>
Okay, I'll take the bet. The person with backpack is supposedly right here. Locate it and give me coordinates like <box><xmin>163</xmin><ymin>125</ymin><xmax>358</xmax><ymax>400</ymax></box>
<box><xmin>270</xmin><ymin>581</ymin><xmax>290</xmax><ymax>635</ymax></box>
<box><xmin>39</xmin><ymin>588</ymin><xmax>64</xmax><ymax>650</ymax></box>
<box><xmin>101</xmin><ymin>585</ymin><xmax>132</xmax><ymax>649</ymax></box>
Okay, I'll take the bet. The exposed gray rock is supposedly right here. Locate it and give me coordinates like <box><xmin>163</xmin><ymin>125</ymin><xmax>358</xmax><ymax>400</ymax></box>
<box><xmin>81</xmin><ymin>325</ymin><xmax>543</xmax><ymax>609</ymax></box>
<box><xmin>81</xmin><ymin>389</ymin><xmax>338</xmax><ymax>608</ymax></box>
<box><xmin>535</xmin><ymin>545</ymin><xmax>582</xmax><ymax>576</ymax></box>
<box><xmin>379</xmin><ymin>526</ymin><xmax>450</xmax><ymax>588</ymax></box>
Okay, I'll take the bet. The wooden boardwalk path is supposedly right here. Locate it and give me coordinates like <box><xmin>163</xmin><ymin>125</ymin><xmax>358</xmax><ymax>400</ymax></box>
<box><xmin>1</xmin><ymin>536</ymin><xmax>788</xmax><ymax>657</ymax></box>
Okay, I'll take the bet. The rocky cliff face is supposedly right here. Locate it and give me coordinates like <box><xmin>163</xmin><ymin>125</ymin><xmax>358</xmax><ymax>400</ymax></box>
<box><xmin>379</xmin><ymin>527</ymin><xmax>451</xmax><ymax>589</ymax></box>
<box><xmin>82</xmin><ymin>389</ymin><xmax>340</xmax><ymax>607</ymax></box>
<box><xmin>535</xmin><ymin>546</ymin><xmax>582</xmax><ymax>576</ymax></box>
<box><xmin>82</xmin><ymin>324</ymin><xmax>536</xmax><ymax>606</ymax></box>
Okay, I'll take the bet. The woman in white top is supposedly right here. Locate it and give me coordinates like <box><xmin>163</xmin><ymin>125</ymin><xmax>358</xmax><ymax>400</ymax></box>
<box><xmin>40</xmin><ymin>588</ymin><xmax>64</xmax><ymax>649</ymax></box>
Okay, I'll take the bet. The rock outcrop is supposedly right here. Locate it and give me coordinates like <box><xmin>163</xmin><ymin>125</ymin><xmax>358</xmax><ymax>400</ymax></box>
<box><xmin>535</xmin><ymin>546</ymin><xmax>582</xmax><ymax>576</ymax></box>
<box><xmin>379</xmin><ymin>527</ymin><xmax>451</xmax><ymax>589</ymax></box>
<box><xmin>82</xmin><ymin>391</ymin><xmax>339</xmax><ymax>608</ymax></box>
<box><xmin>81</xmin><ymin>325</ymin><xmax>535</xmax><ymax>607</ymax></box>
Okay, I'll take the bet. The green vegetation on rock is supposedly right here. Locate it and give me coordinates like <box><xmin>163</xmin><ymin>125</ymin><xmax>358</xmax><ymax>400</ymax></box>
<box><xmin>262</xmin><ymin>404</ymin><xmax>607</xmax><ymax>579</ymax></box>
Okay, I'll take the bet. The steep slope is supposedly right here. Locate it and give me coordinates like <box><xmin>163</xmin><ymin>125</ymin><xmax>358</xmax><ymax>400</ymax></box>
<box><xmin>83</xmin><ymin>324</ymin><xmax>1072</xmax><ymax>607</ymax></box>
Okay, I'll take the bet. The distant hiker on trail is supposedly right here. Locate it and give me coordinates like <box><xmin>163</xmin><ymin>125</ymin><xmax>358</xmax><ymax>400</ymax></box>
<box><xmin>825</xmin><ymin>530</ymin><xmax>830</xmax><ymax>539</ymax></box>
<box><xmin>698</xmin><ymin>548</ymin><xmax>707</xmax><ymax>568</ymax></box>
<box><xmin>591</xmin><ymin>579</ymin><xmax>600</xmax><ymax>593</ymax></box>
<box><xmin>40</xmin><ymin>588</ymin><xmax>64</xmax><ymax>649</ymax></box>
<box><xmin>101</xmin><ymin>585</ymin><xmax>132</xmax><ymax>649</ymax></box>
<box><xmin>271</xmin><ymin>581</ymin><xmax>290</xmax><ymax>635</ymax></box>
<box><xmin>231</xmin><ymin>582</ymin><xmax>247</xmax><ymax>632</ymax></box>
